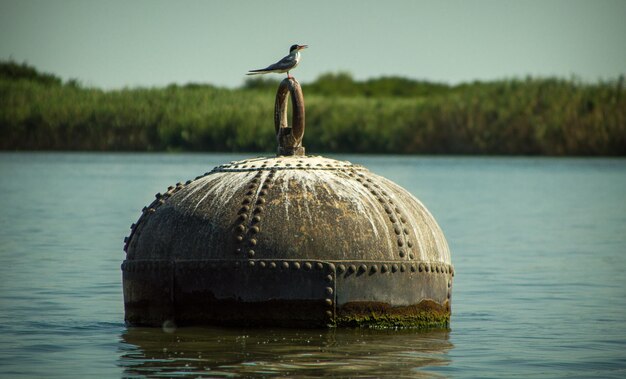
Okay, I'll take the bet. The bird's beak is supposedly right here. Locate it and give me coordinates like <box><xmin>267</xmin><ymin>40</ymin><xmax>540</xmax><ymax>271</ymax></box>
<box><xmin>298</xmin><ymin>45</ymin><xmax>308</xmax><ymax>50</ymax></box>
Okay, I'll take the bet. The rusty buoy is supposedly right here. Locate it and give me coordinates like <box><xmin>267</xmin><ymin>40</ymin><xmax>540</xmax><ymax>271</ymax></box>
<box><xmin>122</xmin><ymin>78</ymin><xmax>453</xmax><ymax>328</ymax></box>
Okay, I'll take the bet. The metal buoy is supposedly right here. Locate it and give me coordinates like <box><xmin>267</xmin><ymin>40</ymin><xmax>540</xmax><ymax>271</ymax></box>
<box><xmin>122</xmin><ymin>78</ymin><xmax>453</xmax><ymax>328</ymax></box>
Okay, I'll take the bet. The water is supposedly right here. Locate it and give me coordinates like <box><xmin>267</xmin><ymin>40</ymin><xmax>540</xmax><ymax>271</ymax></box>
<box><xmin>0</xmin><ymin>152</ymin><xmax>625</xmax><ymax>378</ymax></box>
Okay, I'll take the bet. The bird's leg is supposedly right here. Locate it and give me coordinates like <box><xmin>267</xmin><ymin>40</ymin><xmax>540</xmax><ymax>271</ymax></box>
<box><xmin>287</xmin><ymin>71</ymin><xmax>291</xmax><ymax>79</ymax></box>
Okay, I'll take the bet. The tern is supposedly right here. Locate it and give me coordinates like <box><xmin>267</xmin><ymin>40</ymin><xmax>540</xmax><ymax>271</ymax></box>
<box><xmin>247</xmin><ymin>44</ymin><xmax>308</xmax><ymax>78</ymax></box>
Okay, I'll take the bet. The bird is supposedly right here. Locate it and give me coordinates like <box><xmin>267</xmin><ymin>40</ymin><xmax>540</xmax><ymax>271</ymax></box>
<box><xmin>247</xmin><ymin>44</ymin><xmax>308</xmax><ymax>78</ymax></box>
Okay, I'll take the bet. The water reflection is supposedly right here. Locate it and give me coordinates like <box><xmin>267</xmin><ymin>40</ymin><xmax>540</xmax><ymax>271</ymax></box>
<box><xmin>119</xmin><ymin>326</ymin><xmax>453</xmax><ymax>378</ymax></box>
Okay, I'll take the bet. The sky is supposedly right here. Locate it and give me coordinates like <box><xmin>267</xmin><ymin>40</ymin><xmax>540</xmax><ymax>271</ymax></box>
<box><xmin>1</xmin><ymin>0</ymin><xmax>625</xmax><ymax>89</ymax></box>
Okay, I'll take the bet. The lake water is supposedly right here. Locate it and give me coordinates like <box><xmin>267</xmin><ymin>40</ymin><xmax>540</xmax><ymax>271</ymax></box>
<box><xmin>0</xmin><ymin>152</ymin><xmax>625</xmax><ymax>378</ymax></box>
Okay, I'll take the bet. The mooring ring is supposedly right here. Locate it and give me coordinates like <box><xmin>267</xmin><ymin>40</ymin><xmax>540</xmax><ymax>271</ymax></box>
<box><xmin>274</xmin><ymin>78</ymin><xmax>305</xmax><ymax>156</ymax></box>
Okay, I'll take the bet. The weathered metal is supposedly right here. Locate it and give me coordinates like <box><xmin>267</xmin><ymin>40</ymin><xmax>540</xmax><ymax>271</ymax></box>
<box><xmin>122</xmin><ymin>77</ymin><xmax>453</xmax><ymax>328</ymax></box>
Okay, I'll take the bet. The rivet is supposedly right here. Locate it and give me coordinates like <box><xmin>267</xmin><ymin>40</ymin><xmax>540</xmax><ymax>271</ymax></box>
<box><xmin>305</xmin><ymin>262</ymin><xmax>313</xmax><ymax>270</ymax></box>
<box><xmin>400</xmin><ymin>264</ymin><xmax>406</xmax><ymax>272</ymax></box>
<box><xmin>246</xmin><ymin>190</ymin><xmax>254</xmax><ymax>196</ymax></box>
<box><xmin>407</xmin><ymin>240</ymin><xmax>413</xmax><ymax>247</ymax></box>
<box><xmin>448</xmin><ymin>280</ymin><xmax>452</xmax><ymax>288</ymax></box>
<box><xmin>370</xmin><ymin>264</ymin><xmax>378</xmax><ymax>273</ymax></box>
<box><xmin>394</xmin><ymin>226</ymin><xmax>401</xmax><ymax>235</ymax></box>
<box><xmin>400</xmin><ymin>216</ymin><xmax>407</xmax><ymax>223</ymax></box>
<box><xmin>248</xmin><ymin>250</ymin><xmax>255</xmax><ymax>258</ymax></box>
<box><xmin>262</xmin><ymin>184</ymin><xmax>270</xmax><ymax>190</ymax></box>
<box><xmin>234</xmin><ymin>261</ymin><xmax>241</xmax><ymax>268</ymax></box>
<box><xmin>316</xmin><ymin>262</ymin><xmax>324</xmax><ymax>270</ymax></box>
<box><xmin>282</xmin><ymin>261</ymin><xmax>290</xmax><ymax>269</ymax></box>
<box><xmin>327</xmin><ymin>263</ymin><xmax>335</xmax><ymax>271</ymax></box>
<box><xmin>269</xmin><ymin>262</ymin><xmax>276</xmax><ymax>269</ymax></box>
<box><xmin>158</xmin><ymin>199</ymin><xmax>165</xmax><ymax>205</ymax></box>
<box><xmin>384</xmin><ymin>206</ymin><xmax>392</xmax><ymax>214</ymax></box>
<box><xmin>348</xmin><ymin>265</ymin><xmax>356</xmax><ymax>273</ymax></box>
<box><xmin>248</xmin><ymin>260</ymin><xmax>255</xmax><ymax>267</ymax></box>
<box><xmin>337</xmin><ymin>264</ymin><xmax>346</xmax><ymax>274</ymax></box>
<box><xmin>397</xmin><ymin>239</ymin><xmax>404</xmax><ymax>247</ymax></box>
<box><xmin>325</xmin><ymin>287</ymin><xmax>333</xmax><ymax>296</ymax></box>
<box><xmin>148</xmin><ymin>207</ymin><xmax>156</xmax><ymax>213</ymax></box>
<box><xmin>256</xmin><ymin>198</ymin><xmax>266</xmax><ymax>205</ymax></box>
<box><xmin>260</xmin><ymin>261</ymin><xmax>267</xmax><ymax>268</ymax></box>
<box><xmin>248</xmin><ymin>184</ymin><xmax>255</xmax><ymax>189</ymax></box>
<box><xmin>325</xmin><ymin>310</ymin><xmax>333</xmax><ymax>318</ymax></box>
<box><xmin>293</xmin><ymin>262</ymin><xmax>301</xmax><ymax>270</ymax></box>
<box><xmin>236</xmin><ymin>235</ymin><xmax>244</xmax><ymax>242</ymax></box>
<box><xmin>399</xmin><ymin>250</ymin><xmax>405</xmax><ymax>258</ymax></box>
<box><xmin>236</xmin><ymin>224</ymin><xmax>245</xmax><ymax>232</ymax></box>
<box><xmin>419</xmin><ymin>263</ymin><xmax>425</xmax><ymax>272</ymax></box>
<box><xmin>389</xmin><ymin>216</ymin><xmax>397</xmax><ymax>223</ymax></box>
<box><xmin>410</xmin><ymin>264</ymin><xmax>416</xmax><ymax>272</ymax></box>
<box><xmin>381</xmin><ymin>264</ymin><xmax>389</xmax><ymax>273</ymax></box>
<box><xmin>409</xmin><ymin>253</ymin><xmax>415</xmax><ymax>260</ymax></box>
<box><xmin>239</xmin><ymin>205</ymin><xmax>249</xmax><ymax>213</ymax></box>
<box><xmin>252</xmin><ymin>215</ymin><xmax>261</xmax><ymax>223</ymax></box>
<box><xmin>254</xmin><ymin>206</ymin><xmax>264</xmax><ymax>213</ymax></box>
<box><xmin>358</xmin><ymin>264</ymin><xmax>367</xmax><ymax>273</ymax></box>
<box><xmin>425</xmin><ymin>264</ymin><xmax>431</xmax><ymax>272</ymax></box>
<box><xmin>392</xmin><ymin>264</ymin><xmax>399</xmax><ymax>273</ymax></box>
<box><xmin>242</xmin><ymin>198</ymin><xmax>251</xmax><ymax>205</ymax></box>
<box><xmin>325</xmin><ymin>298</ymin><xmax>333</xmax><ymax>306</ymax></box>
<box><xmin>259</xmin><ymin>189</ymin><xmax>267</xmax><ymax>196</ymax></box>
<box><xmin>326</xmin><ymin>274</ymin><xmax>334</xmax><ymax>282</ymax></box>
<box><xmin>404</xmin><ymin>228</ymin><xmax>409</xmax><ymax>235</ymax></box>
<box><xmin>238</xmin><ymin>214</ymin><xmax>248</xmax><ymax>222</ymax></box>
<box><xmin>250</xmin><ymin>226</ymin><xmax>260</xmax><ymax>234</ymax></box>
<box><xmin>155</xmin><ymin>192</ymin><xmax>162</xmax><ymax>199</ymax></box>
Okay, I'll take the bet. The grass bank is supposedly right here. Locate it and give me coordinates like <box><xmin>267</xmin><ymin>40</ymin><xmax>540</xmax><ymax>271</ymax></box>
<box><xmin>1</xmin><ymin>62</ymin><xmax>624</xmax><ymax>155</ymax></box>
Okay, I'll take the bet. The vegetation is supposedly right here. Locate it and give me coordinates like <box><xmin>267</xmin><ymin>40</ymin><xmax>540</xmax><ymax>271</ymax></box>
<box><xmin>1</xmin><ymin>60</ymin><xmax>624</xmax><ymax>155</ymax></box>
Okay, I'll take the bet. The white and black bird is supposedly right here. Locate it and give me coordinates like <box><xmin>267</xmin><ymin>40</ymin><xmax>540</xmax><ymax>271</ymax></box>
<box><xmin>247</xmin><ymin>44</ymin><xmax>308</xmax><ymax>78</ymax></box>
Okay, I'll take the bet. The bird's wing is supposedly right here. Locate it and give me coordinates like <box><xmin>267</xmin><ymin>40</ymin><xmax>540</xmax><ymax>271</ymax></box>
<box><xmin>249</xmin><ymin>54</ymin><xmax>296</xmax><ymax>73</ymax></box>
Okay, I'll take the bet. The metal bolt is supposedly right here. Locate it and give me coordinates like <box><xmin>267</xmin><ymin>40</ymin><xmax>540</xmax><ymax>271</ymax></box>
<box><xmin>269</xmin><ymin>262</ymin><xmax>276</xmax><ymax>269</ymax></box>
<box><xmin>358</xmin><ymin>264</ymin><xmax>367</xmax><ymax>273</ymax></box>
<box><xmin>337</xmin><ymin>264</ymin><xmax>346</xmax><ymax>274</ymax></box>
<box><xmin>282</xmin><ymin>261</ymin><xmax>289</xmax><ymax>269</ymax></box>
<box><xmin>248</xmin><ymin>261</ymin><xmax>255</xmax><ymax>267</ymax></box>
<box><xmin>348</xmin><ymin>265</ymin><xmax>356</xmax><ymax>273</ymax></box>
<box><xmin>252</xmin><ymin>215</ymin><xmax>261</xmax><ymax>223</ymax></box>
<box><xmin>248</xmin><ymin>250</ymin><xmax>255</xmax><ymax>258</ymax></box>
<box><xmin>316</xmin><ymin>262</ymin><xmax>324</xmax><ymax>270</ymax></box>
<box><xmin>399</xmin><ymin>250</ymin><xmax>405</xmax><ymax>258</ymax></box>
<box><xmin>304</xmin><ymin>262</ymin><xmax>312</xmax><ymax>270</ymax></box>
<box><xmin>325</xmin><ymin>298</ymin><xmax>333</xmax><ymax>306</ymax></box>
<box><xmin>259</xmin><ymin>261</ymin><xmax>266</xmax><ymax>268</ymax></box>
<box><xmin>392</xmin><ymin>264</ymin><xmax>399</xmax><ymax>273</ymax></box>
<box><xmin>293</xmin><ymin>262</ymin><xmax>301</xmax><ymax>270</ymax></box>
<box><xmin>370</xmin><ymin>264</ymin><xmax>378</xmax><ymax>273</ymax></box>
<box><xmin>250</xmin><ymin>226</ymin><xmax>260</xmax><ymax>234</ymax></box>
<box><xmin>326</xmin><ymin>274</ymin><xmax>334</xmax><ymax>282</ymax></box>
<box><xmin>400</xmin><ymin>264</ymin><xmax>406</xmax><ymax>272</ymax></box>
<box><xmin>381</xmin><ymin>264</ymin><xmax>389</xmax><ymax>273</ymax></box>
<box><xmin>325</xmin><ymin>287</ymin><xmax>333</xmax><ymax>296</ymax></box>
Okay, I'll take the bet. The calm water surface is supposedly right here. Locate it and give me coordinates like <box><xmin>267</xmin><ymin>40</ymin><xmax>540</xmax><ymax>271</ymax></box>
<box><xmin>0</xmin><ymin>153</ymin><xmax>625</xmax><ymax>378</ymax></box>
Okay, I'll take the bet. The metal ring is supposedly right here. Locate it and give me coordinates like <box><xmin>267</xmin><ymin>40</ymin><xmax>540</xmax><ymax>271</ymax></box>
<box><xmin>274</xmin><ymin>78</ymin><xmax>305</xmax><ymax>156</ymax></box>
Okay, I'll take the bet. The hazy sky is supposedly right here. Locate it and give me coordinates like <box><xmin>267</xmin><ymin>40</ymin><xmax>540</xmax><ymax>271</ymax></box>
<box><xmin>1</xmin><ymin>0</ymin><xmax>625</xmax><ymax>89</ymax></box>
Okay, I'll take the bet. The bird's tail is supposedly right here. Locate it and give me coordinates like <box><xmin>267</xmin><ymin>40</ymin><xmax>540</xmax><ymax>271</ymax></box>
<box><xmin>246</xmin><ymin>69</ymin><xmax>269</xmax><ymax>76</ymax></box>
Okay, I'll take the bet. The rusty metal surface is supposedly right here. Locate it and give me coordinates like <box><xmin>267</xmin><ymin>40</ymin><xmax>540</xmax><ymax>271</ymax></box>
<box><xmin>122</xmin><ymin>77</ymin><xmax>453</xmax><ymax>328</ymax></box>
